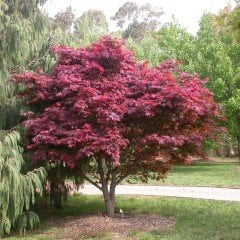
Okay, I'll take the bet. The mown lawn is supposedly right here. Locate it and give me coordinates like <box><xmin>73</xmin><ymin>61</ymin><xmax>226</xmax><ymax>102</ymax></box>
<box><xmin>8</xmin><ymin>194</ymin><xmax>240</xmax><ymax>240</ymax></box>
<box><xmin>126</xmin><ymin>161</ymin><xmax>240</xmax><ymax>188</ymax></box>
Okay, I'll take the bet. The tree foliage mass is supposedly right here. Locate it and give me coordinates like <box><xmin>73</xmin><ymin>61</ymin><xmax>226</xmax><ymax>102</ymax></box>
<box><xmin>15</xmin><ymin>37</ymin><xmax>219</xmax><ymax>217</ymax></box>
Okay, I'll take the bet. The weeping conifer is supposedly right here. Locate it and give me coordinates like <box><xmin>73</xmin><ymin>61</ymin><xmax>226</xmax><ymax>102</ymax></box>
<box><xmin>0</xmin><ymin>0</ymin><xmax>54</xmax><ymax>236</ymax></box>
<box><xmin>0</xmin><ymin>131</ymin><xmax>47</xmax><ymax>236</ymax></box>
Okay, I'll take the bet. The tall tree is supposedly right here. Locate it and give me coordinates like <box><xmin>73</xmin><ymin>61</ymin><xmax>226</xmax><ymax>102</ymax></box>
<box><xmin>15</xmin><ymin>37</ymin><xmax>219</xmax><ymax>217</ymax></box>
<box><xmin>215</xmin><ymin>4</ymin><xmax>240</xmax><ymax>159</ymax></box>
<box><xmin>111</xmin><ymin>2</ymin><xmax>163</xmax><ymax>40</ymax></box>
<box><xmin>52</xmin><ymin>6</ymin><xmax>75</xmax><ymax>32</ymax></box>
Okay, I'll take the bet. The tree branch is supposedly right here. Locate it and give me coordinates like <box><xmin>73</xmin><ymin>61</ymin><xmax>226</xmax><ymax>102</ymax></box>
<box><xmin>106</xmin><ymin>169</ymin><xmax>111</xmax><ymax>183</ymax></box>
<box><xmin>116</xmin><ymin>172</ymin><xmax>130</xmax><ymax>185</ymax></box>
<box><xmin>84</xmin><ymin>175</ymin><xmax>102</xmax><ymax>191</ymax></box>
<box><xmin>109</xmin><ymin>171</ymin><xmax>117</xmax><ymax>188</ymax></box>
<box><xmin>97</xmin><ymin>158</ymin><xmax>110</xmax><ymax>196</ymax></box>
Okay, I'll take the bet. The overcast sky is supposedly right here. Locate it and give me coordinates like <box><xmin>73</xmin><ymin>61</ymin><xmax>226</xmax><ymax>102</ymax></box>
<box><xmin>43</xmin><ymin>0</ymin><xmax>235</xmax><ymax>34</ymax></box>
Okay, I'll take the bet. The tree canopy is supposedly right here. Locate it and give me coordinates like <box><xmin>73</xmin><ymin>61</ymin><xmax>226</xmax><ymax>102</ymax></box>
<box><xmin>15</xmin><ymin>37</ymin><xmax>219</xmax><ymax>217</ymax></box>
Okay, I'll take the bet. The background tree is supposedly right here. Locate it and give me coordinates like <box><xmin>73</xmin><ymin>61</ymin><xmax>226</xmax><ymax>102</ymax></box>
<box><xmin>15</xmin><ymin>37</ymin><xmax>219</xmax><ymax>217</ymax></box>
<box><xmin>128</xmin><ymin>22</ymin><xmax>196</xmax><ymax>68</ymax></box>
<box><xmin>74</xmin><ymin>9</ymin><xmax>108</xmax><ymax>44</ymax></box>
<box><xmin>216</xmin><ymin>2</ymin><xmax>240</xmax><ymax>42</ymax></box>
<box><xmin>193</xmin><ymin>14</ymin><xmax>238</xmax><ymax>102</ymax></box>
<box><xmin>154</xmin><ymin>22</ymin><xmax>196</xmax><ymax>72</ymax></box>
<box><xmin>111</xmin><ymin>2</ymin><xmax>163</xmax><ymax>41</ymax></box>
<box><xmin>49</xmin><ymin>6</ymin><xmax>78</xmax><ymax>46</ymax></box>
<box><xmin>52</xmin><ymin>6</ymin><xmax>75</xmax><ymax>33</ymax></box>
<box><xmin>225</xmin><ymin>87</ymin><xmax>240</xmax><ymax>160</ymax></box>
<box><xmin>215</xmin><ymin>3</ymin><xmax>240</xmax><ymax>159</ymax></box>
<box><xmin>127</xmin><ymin>34</ymin><xmax>163</xmax><ymax>66</ymax></box>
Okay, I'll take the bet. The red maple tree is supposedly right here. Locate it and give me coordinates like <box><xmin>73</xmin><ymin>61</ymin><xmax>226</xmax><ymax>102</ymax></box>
<box><xmin>14</xmin><ymin>37</ymin><xmax>219</xmax><ymax>217</ymax></box>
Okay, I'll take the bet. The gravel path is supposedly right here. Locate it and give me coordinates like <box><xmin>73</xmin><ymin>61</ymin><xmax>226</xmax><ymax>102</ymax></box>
<box><xmin>78</xmin><ymin>184</ymin><xmax>240</xmax><ymax>202</ymax></box>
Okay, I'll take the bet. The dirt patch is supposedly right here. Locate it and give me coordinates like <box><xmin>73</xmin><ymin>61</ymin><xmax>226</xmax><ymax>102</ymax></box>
<box><xmin>43</xmin><ymin>214</ymin><xmax>175</xmax><ymax>239</ymax></box>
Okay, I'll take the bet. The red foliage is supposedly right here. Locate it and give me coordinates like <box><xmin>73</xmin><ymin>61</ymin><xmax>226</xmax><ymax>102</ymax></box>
<box><xmin>14</xmin><ymin>37</ymin><xmax>219</xmax><ymax>174</ymax></box>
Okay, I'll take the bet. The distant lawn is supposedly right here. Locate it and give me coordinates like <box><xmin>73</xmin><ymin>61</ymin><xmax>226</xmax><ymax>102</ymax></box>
<box><xmin>8</xmin><ymin>194</ymin><xmax>240</xmax><ymax>240</ymax></box>
<box><xmin>126</xmin><ymin>162</ymin><xmax>240</xmax><ymax>188</ymax></box>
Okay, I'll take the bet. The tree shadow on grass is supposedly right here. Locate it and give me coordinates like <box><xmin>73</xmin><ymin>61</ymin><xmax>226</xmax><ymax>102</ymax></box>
<box><xmin>38</xmin><ymin>194</ymin><xmax>105</xmax><ymax>219</ymax></box>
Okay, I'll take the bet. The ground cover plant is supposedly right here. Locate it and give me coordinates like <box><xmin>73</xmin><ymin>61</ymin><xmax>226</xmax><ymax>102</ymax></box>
<box><xmin>7</xmin><ymin>194</ymin><xmax>240</xmax><ymax>240</ymax></box>
<box><xmin>14</xmin><ymin>36</ymin><xmax>219</xmax><ymax>217</ymax></box>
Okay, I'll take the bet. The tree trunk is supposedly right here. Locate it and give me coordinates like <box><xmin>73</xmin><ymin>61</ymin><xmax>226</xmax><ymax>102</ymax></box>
<box><xmin>110</xmin><ymin>183</ymin><xmax>116</xmax><ymax>210</ymax></box>
<box><xmin>101</xmin><ymin>180</ymin><xmax>116</xmax><ymax>217</ymax></box>
<box><xmin>103</xmin><ymin>188</ymin><xmax>115</xmax><ymax>217</ymax></box>
<box><xmin>237</xmin><ymin>137</ymin><xmax>240</xmax><ymax>162</ymax></box>
<box><xmin>97</xmin><ymin>158</ymin><xmax>116</xmax><ymax>217</ymax></box>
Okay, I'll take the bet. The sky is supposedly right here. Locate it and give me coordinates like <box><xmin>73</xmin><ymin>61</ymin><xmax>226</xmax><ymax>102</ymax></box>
<box><xmin>43</xmin><ymin>0</ymin><xmax>235</xmax><ymax>34</ymax></box>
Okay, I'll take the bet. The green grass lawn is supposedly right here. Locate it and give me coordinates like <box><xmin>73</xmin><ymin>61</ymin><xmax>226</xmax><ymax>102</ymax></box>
<box><xmin>126</xmin><ymin>162</ymin><xmax>240</xmax><ymax>188</ymax></box>
<box><xmin>8</xmin><ymin>194</ymin><xmax>240</xmax><ymax>240</ymax></box>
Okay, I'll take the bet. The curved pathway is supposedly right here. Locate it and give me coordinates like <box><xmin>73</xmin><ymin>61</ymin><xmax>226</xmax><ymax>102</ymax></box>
<box><xmin>78</xmin><ymin>184</ymin><xmax>240</xmax><ymax>202</ymax></box>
